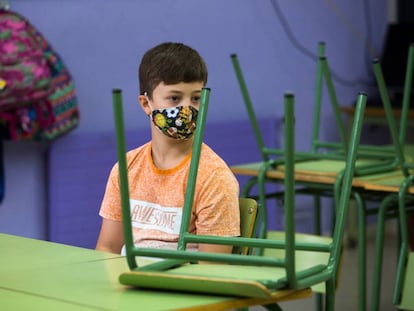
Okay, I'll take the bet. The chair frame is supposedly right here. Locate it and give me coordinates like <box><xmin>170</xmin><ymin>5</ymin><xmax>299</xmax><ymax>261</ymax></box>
<box><xmin>368</xmin><ymin>43</ymin><xmax>414</xmax><ymax>311</ymax></box>
<box><xmin>111</xmin><ymin>86</ymin><xmax>367</xmax><ymax>311</ymax></box>
<box><xmin>230</xmin><ymin>43</ymin><xmax>402</xmax><ymax>240</ymax></box>
<box><xmin>231</xmin><ymin>42</ymin><xmax>414</xmax><ymax>311</ymax></box>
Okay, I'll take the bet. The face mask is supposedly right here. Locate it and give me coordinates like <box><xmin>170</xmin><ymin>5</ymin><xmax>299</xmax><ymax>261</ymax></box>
<box><xmin>146</xmin><ymin>95</ymin><xmax>198</xmax><ymax>140</ymax></box>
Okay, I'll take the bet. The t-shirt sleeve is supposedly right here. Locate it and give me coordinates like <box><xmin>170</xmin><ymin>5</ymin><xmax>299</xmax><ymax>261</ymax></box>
<box><xmin>99</xmin><ymin>163</ymin><xmax>122</xmax><ymax>221</ymax></box>
<box><xmin>194</xmin><ymin>167</ymin><xmax>240</xmax><ymax>236</ymax></box>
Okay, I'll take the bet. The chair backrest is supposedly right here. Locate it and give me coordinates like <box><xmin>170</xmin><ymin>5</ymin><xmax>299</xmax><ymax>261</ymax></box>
<box><xmin>371</xmin><ymin>43</ymin><xmax>414</xmax><ymax>178</ymax></box>
<box><xmin>231</xmin><ymin>44</ymin><xmax>410</xmax><ymax>182</ymax></box>
<box><xmin>311</xmin><ymin>42</ymin><xmax>349</xmax><ymax>154</ymax></box>
<box><xmin>232</xmin><ymin>197</ymin><xmax>258</xmax><ymax>255</ymax></box>
<box><xmin>230</xmin><ymin>42</ymin><xmax>348</xmax><ymax>163</ymax></box>
<box><xmin>229</xmin><ymin>54</ymin><xmax>270</xmax><ymax>162</ymax></box>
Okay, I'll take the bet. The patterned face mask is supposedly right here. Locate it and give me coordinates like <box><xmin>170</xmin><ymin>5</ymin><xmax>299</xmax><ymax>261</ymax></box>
<box><xmin>146</xmin><ymin>95</ymin><xmax>198</xmax><ymax>140</ymax></box>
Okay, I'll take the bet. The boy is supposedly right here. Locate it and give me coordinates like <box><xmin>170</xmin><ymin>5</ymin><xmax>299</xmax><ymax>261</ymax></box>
<box><xmin>96</xmin><ymin>42</ymin><xmax>240</xmax><ymax>255</ymax></box>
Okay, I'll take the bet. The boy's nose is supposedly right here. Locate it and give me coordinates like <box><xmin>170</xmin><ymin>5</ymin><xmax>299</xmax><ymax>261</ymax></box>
<box><xmin>183</xmin><ymin>97</ymin><xmax>194</xmax><ymax>106</ymax></box>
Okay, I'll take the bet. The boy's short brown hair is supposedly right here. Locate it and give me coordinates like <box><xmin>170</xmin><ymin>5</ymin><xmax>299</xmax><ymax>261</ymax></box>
<box><xmin>139</xmin><ymin>42</ymin><xmax>208</xmax><ymax>98</ymax></box>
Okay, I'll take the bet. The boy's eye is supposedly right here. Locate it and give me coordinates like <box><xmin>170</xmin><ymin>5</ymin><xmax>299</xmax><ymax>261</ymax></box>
<box><xmin>191</xmin><ymin>96</ymin><xmax>201</xmax><ymax>104</ymax></box>
<box><xmin>168</xmin><ymin>96</ymin><xmax>180</xmax><ymax>103</ymax></box>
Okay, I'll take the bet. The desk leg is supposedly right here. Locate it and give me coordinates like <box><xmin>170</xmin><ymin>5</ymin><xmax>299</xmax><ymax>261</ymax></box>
<box><xmin>357</xmin><ymin>195</ymin><xmax>367</xmax><ymax>311</ymax></box>
<box><xmin>347</xmin><ymin>200</ymin><xmax>358</xmax><ymax>247</ymax></box>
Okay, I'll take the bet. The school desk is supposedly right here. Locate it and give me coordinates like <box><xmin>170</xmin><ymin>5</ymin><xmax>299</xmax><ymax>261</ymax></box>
<box><xmin>0</xmin><ymin>233</ymin><xmax>311</xmax><ymax>311</ymax></box>
<box><xmin>230</xmin><ymin>158</ymin><xmax>414</xmax><ymax>311</ymax></box>
<box><xmin>340</xmin><ymin>105</ymin><xmax>414</xmax><ymax>129</ymax></box>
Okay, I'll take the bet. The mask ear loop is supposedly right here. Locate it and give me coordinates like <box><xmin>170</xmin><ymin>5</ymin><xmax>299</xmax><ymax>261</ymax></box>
<box><xmin>144</xmin><ymin>92</ymin><xmax>154</xmax><ymax>116</ymax></box>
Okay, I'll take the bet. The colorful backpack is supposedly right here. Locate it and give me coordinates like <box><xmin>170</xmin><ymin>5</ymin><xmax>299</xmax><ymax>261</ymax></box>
<box><xmin>0</xmin><ymin>8</ymin><xmax>80</xmax><ymax>202</ymax></box>
<box><xmin>0</xmin><ymin>8</ymin><xmax>80</xmax><ymax>141</ymax></box>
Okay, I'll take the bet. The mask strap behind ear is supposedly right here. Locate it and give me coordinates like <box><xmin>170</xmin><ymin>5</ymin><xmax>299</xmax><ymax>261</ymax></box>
<box><xmin>143</xmin><ymin>92</ymin><xmax>154</xmax><ymax>113</ymax></box>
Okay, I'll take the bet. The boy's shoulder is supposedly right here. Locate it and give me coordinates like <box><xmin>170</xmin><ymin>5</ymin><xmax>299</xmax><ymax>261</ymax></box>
<box><xmin>200</xmin><ymin>143</ymin><xmax>230</xmax><ymax>169</ymax></box>
<box><xmin>125</xmin><ymin>142</ymin><xmax>151</xmax><ymax>163</ymax></box>
<box><xmin>199</xmin><ymin>143</ymin><xmax>238</xmax><ymax>187</ymax></box>
<box><xmin>126</xmin><ymin>141</ymin><xmax>150</xmax><ymax>154</ymax></box>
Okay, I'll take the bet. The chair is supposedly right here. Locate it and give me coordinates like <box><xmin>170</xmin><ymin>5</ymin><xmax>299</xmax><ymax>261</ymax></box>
<box><xmin>391</xmin><ymin>46</ymin><xmax>414</xmax><ymax>311</ymax></box>
<box><xmin>233</xmin><ymin>197</ymin><xmax>259</xmax><ymax>255</ymax></box>
<box><xmin>230</xmin><ymin>43</ymin><xmax>403</xmax><ymax>238</ymax></box>
<box><xmin>230</xmin><ymin>47</ymin><xmax>362</xmax><ymax>311</ymax></box>
<box><xmin>111</xmin><ymin>86</ymin><xmax>367</xmax><ymax>311</ymax></box>
<box><xmin>230</xmin><ymin>44</ymin><xmax>343</xmax><ymax>244</ymax></box>
<box><xmin>230</xmin><ymin>43</ymin><xmax>413</xmax><ymax>311</ymax></box>
<box><xmin>365</xmin><ymin>43</ymin><xmax>414</xmax><ymax>311</ymax></box>
<box><xmin>393</xmin><ymin>176</ymin><xmax>414</xmax><ymax>310</ymax></box>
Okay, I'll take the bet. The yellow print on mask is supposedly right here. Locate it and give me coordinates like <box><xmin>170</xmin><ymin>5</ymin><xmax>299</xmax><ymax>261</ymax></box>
<box><xmin>153</xmin><ymin>113</ymin><xmax>167</xmax><ymax>127</ymax></box>
<box><xmin>179</xmin><ymin>106</ymin><xmax>193</xmax><ymax>122</ymax></box>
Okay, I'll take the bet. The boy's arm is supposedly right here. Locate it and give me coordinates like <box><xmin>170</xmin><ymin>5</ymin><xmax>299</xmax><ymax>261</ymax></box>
<box><xmin>198</xmin><ymin>243</ymin><xmax>233</xmax><ymax>265</ymax></box>
<box><xmin>95</xmin><ymin>218</ymin><xmax>124</xmax><ymax>254</ymax></box>
<box><xmin>198</xmin><ymin>244</ymin><xmax>233</xmax><ymax>254</ymax></box>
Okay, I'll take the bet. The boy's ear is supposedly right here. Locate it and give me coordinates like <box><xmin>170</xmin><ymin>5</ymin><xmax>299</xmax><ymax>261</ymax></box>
<box><xmin>138</xmin><ymin>94</ymin><xmax>151</xmax><ymax>115</ymax></box>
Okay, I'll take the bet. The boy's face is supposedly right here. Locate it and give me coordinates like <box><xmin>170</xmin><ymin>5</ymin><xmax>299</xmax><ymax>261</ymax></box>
<box><xmin>139</xmin><ymin>81</ymin><xmax>204</xmax><ymax>115</ymax></box>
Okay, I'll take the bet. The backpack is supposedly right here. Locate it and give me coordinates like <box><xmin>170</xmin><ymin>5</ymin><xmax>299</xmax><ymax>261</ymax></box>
<box><xmin>0</xmin><ymin>8</ymin><xmax>80</xmax><ymax>202</ymax></box>
<box><xmin>0</xmin><ymin>9</ymin><xmax>80</xmax><ymax>141</ymax></box>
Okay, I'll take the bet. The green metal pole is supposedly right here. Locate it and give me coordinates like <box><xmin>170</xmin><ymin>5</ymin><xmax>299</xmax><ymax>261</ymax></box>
<box><xmin>372</xmin><ymin>60</ymin><xmax>408</xmax><ymax>176</ymax></box>
<box><xmin>231</xmin><ymin>54</ymin><xmax>269</xmax><ymax>162</ymax></box>
<box><xmin>329</xmin><ymin>92</ymin><xmax>366</xmax><ymax>303</ymax></box>
<box><xmin>400</xmin><ymin>44</ymin><xmax>414</xmax><ymax>145</ymax></box>
<box><xmin>311</xmin><ymin>42</ymin><xmax>325</xmax><ymax>153</ymax></box>
<box><xmin>112</xmin><ymin>88</ymin><xmax>137</xmax><ymax>270</ymax></box>
<box><xmin>283</xmin><ymin>93</ymin><xmax>296</xmax><ymax>287</ymax></box>
<box><xmin>321</xmin><ymin>57</ymin><xmax>348</xmax><ymax>154</ymax></box>
<box><xmin>177</xmin><ymin>88</ymin><xmax>211</xmax><ymax>251</ymax></box>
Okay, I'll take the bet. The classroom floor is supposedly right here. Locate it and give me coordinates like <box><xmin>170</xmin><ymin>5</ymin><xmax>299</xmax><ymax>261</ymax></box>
<box><xmin>250</xmin><ymin>221</ymin><xmax>400</xmax><ymax>311</ymax></box>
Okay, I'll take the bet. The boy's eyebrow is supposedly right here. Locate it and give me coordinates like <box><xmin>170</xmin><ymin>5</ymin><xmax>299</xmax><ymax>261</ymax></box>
<box><xmin>166</xmin><ymin>90</ymin><xmax>202</xmax><ymax>95</ymax></box>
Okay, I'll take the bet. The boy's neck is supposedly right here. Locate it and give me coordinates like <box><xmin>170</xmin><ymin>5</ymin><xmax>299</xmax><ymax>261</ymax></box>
<box><xmin>150</xmin><ymin>138</ymin><xmax>193</xmax><ymax>170</ymax></box>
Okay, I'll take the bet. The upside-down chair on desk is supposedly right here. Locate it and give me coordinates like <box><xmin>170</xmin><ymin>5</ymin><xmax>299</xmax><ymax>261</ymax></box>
<box><xmin>230</xmin><ymin>43</ymin><xmax>407</xmax><ymax>238</ymax></box>
<box><xmin>230</xmin><ymin>42</ymin><xmax>414</xmax><ymax>311</ymax></box>
<box><xmin>110</xmin><ymin>85</ymin><xmax>366</xmax><ymax>311</ymax></box>
<box><xmin>230</xmin><ymin>42</ymin><xmax>348</xmax><ymax>240</ymax></box>
<box><xmin>366</xmin><ymin>43</ymin><xmax>414</xmax><ymax>311</ymax></box>
<box><xmin>230</xmin><ymin>43</ymin><xmax>404</xmax><ymax>236</ymax></box>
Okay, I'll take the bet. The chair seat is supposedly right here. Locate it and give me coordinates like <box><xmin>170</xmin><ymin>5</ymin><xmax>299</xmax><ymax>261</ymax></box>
<box><xmin>397</xmin><ymin>251</ymin><xmax>414</xmax><ymax>310</ymax></box>
<box><xmin>264</xmin><ymin>231</ymin><xmax>333</xmax><ymax>293</ymax></box>
<box><xmin>119</xmin><ymin>264</ymin><xmax>311</xmax><ymax>299</ymax></box>
<box><xmin>277</xmin><ymin>159</ymin><xmax>385</xmax><ymax>177</ymax></box>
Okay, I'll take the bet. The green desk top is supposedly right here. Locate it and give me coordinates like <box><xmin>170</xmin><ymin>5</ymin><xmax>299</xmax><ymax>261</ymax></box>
<box><xmin>230</xmin><ymin>144</ymin><xmax>414</xmax><ymax>179</ymax></box>
<box><xmin>1</xmin><ymin>258</ymin><xmax>244</xmax><ymax>311</ymax></box>
<box><xmin>230</xmin><ymin>159</ymin><xmax>414</xmax><ymax>193</ymax></box>
<box><xmin>0</xmin><ymin>234</ymin><xmax>310</xmax><ymax>311</ymax></box>
<box><xmin>232</xmin><ymin>159</ymin><xmax>390</xmax><ymax>177</ymax></box>
<box><xmin>0</xmin><ymin>233</ymin><xmax>120</xmax><ymax>273</ymax></box>
<box><xmin>0</xmin><ymin>287</ymin><xmax>101</xmax><ymax>311</ymax></box>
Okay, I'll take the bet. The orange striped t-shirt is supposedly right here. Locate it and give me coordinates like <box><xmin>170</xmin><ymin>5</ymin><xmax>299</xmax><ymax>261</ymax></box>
<box><xmin>99</xmin><ymin>142</ymin><xmax>240</xmax><ymax>251</ymax></box>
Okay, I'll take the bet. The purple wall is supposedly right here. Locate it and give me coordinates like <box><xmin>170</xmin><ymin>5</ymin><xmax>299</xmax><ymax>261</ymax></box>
<box><xmin>9</xmin><ymin>0</ymin><xmax>388</xmax><ymax>135</ymax></box>
<box><xmin>0</xmin><ymin>0</ymin><xmax>388</xmax><ymax>240</ymax></box>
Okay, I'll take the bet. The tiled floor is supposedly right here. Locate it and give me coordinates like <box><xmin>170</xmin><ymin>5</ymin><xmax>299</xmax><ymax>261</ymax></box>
<box><xmin>250</xmin><ymin>222</ymin><xmax>400</xmax><ymax>311</ymax></box>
